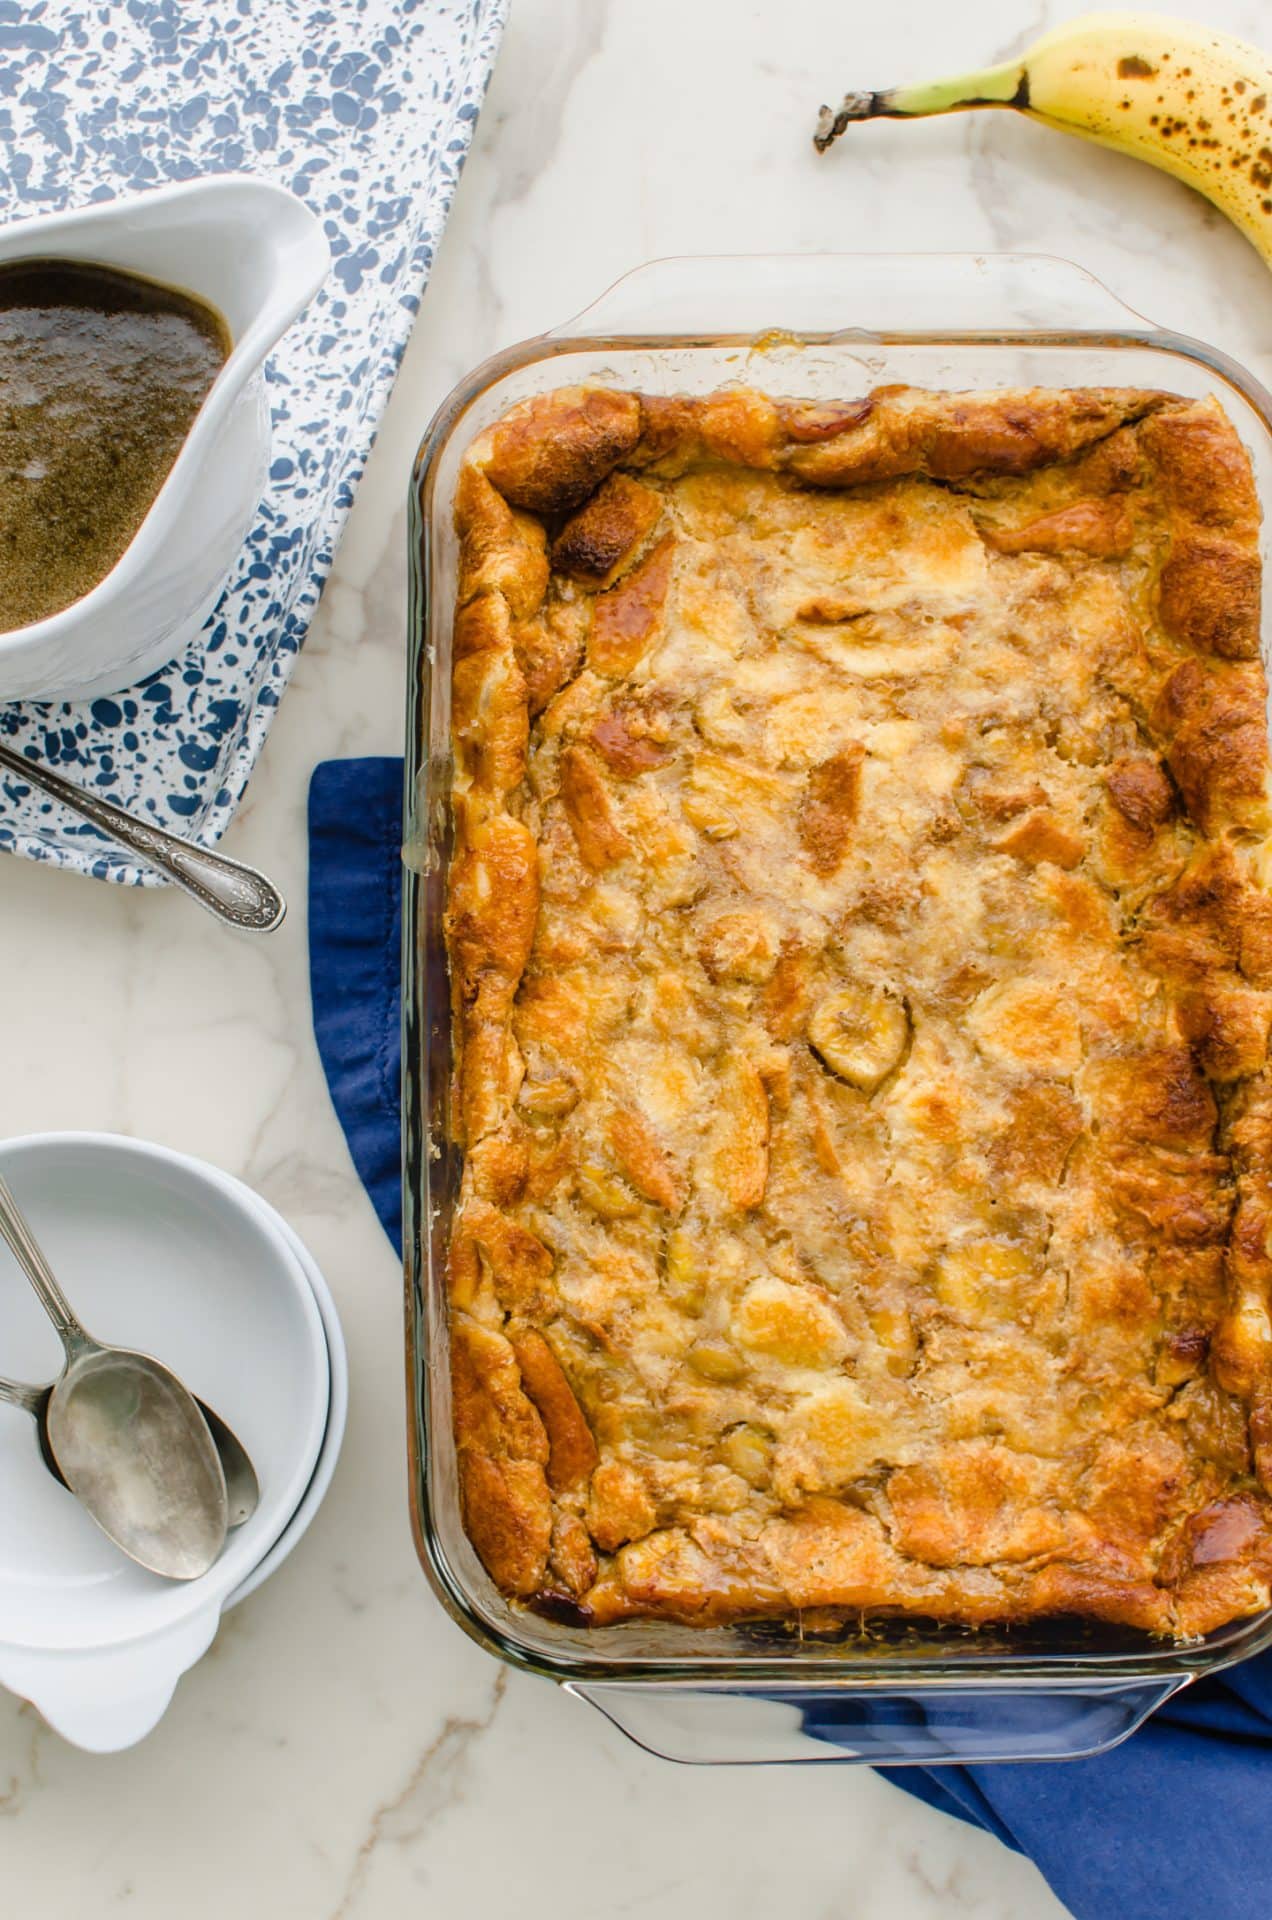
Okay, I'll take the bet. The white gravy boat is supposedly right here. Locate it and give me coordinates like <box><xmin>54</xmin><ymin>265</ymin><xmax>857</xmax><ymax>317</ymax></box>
<box><xmin>0</xmin><ymin>175</ymin><xmax>329</xmax><ymax>701</ymax></box>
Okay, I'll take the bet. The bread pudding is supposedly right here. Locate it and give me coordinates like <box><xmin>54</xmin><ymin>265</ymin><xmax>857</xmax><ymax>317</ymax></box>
<box><xmin>443</xmin><ymin>380</ymin><xmax>1272</xmax><ymax>1637</ymax></box>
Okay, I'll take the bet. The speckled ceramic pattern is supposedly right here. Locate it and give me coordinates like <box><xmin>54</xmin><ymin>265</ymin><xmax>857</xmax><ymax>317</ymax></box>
<box><xmin>0</xmin><ymin>0</ymin><xmax>506</xmax><ymax>885</ymax></box>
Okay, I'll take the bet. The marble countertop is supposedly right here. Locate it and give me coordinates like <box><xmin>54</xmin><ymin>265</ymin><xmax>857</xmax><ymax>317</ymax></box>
<box><xmin>3</xmin><ymin>0</ymin><xmax>1271</xmax><ymax>1912</ymax></box>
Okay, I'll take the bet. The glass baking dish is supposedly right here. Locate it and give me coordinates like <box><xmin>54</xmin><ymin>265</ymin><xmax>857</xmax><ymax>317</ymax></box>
<box><xmin>403</xmin><ymin>253</ymin><xmax>1272</xmax><ymax>1765</ymax></box>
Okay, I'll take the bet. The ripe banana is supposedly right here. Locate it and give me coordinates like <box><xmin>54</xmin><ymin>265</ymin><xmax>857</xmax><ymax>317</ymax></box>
<box><xmin>815</xmin><ymin>11</ymin><xmax>1272</xmax><ymax>268</ymax></box>
<box><xmin>807</xmin><ymin>984</ymin><xmax>909</xmax><ymax>1090</ymax></box>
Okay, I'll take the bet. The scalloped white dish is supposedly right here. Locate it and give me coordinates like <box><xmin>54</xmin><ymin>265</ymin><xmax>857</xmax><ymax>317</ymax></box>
<box><xmin>0</xmin><ymin>1135</ymin><xmax>329</xmax><ymax>1748</ymax></box>
<box><xmin>0</xmin><ymin>1136</ymin><xmax>343</xmax><ymax>1758</ymax></box>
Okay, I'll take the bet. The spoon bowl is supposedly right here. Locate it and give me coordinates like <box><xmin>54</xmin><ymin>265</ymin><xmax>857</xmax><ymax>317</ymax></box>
<box><xmin>193</xmin><ymin>1402</ymin><xmax>259</xmax><ymax>1530</ymax></box>
<box><xmin>0</xmin><ymin>1172</ymin><xmax>231</xmax><ymax>1580</ymax></box>
<box><xmin>46</xmin><ymin>1347</ymin><xmax>227</xmax><ymax>1581</ymax></box>
<box><xmin>7</xmin><ymin>1377</ymin><xmax>258</xmax><ymax>1529</ymax></box>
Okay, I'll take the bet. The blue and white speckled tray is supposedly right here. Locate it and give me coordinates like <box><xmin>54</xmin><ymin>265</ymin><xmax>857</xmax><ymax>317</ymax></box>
<box><xmin>0</xmin><ymin>0</ymin><xmax>506</xmax><ymax>884</ymax></box>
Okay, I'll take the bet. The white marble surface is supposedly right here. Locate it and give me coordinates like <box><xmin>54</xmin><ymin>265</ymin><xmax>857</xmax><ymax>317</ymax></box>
<box><xmin>4</xmin><ymin>0</ymin><xmax>1272</xmax><ymax>1912</ymax></box>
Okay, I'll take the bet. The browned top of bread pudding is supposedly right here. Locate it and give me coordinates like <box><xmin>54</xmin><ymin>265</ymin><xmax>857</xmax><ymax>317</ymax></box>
<box><xmin>444</xmin><ymin>379</ymin><xmax>1272</xmax><ymax>1638</ymax></box>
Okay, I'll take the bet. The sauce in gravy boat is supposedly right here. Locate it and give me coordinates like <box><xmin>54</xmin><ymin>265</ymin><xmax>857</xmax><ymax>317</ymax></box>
<box><xmin>0</xmin><ymin>176</ymin><xmax>329</xmax><ymax>700</ymax></box>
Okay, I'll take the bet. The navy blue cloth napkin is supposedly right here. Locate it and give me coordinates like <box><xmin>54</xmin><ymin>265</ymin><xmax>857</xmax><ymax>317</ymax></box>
<box><xmin>309</xmin><ymin>755</ymin><xmax>1272</xmax><ymax>1920</ymax></box>
<box><xmin>309</xmin><ymin>757</ymin><xmax>403</xmax><ymax>1257</ymax></box>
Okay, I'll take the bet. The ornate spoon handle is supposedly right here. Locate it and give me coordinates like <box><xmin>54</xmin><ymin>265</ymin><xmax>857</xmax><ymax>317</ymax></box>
<box><xmin>0</xmin><ymin>1173</ymin><xmax>87</xmax><ymax>1354</ymax></box>
<box><xmin>0</xmin><ymin>741</ymin><xmax>286</xmax><ymax>932</ymax></box>
<box><xmin>0</xmin><ymin>1375</ymin><xmax>46</xmax><ymax>1416</ymax></box>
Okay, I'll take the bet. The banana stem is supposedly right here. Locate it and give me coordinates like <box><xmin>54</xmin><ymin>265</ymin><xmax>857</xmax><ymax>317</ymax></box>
<box><xmin>814</xmin><ymin>59</ymin><xmax>1027</xmax><ymax>152</ymax></box>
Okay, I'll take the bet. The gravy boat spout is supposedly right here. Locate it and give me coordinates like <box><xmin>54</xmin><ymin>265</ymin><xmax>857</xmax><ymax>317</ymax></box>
<box><xmin>0</xmin><ymin>175</ymin><xmax>330</xmax><ymax>701</ymax></box>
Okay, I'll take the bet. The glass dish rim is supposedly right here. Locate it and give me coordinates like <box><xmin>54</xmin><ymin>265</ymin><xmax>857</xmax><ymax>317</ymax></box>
<box><xmin>403</xmin><ymin>273</ymin><xmax>1272</xmax><ymax>1696</ymax></box>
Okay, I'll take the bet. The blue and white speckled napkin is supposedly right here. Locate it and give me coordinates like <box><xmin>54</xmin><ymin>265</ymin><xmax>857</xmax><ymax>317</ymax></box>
<box><xmin>0</xmin><ymin>0</ymin><xmax>506</xmax><ymax>884</ymax></box>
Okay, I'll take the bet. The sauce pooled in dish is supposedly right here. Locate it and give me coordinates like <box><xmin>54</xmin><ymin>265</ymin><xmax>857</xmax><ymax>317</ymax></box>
<box><xmin>0</xmin><ymin>260</ymin><xmax>229</xmax><ymax>632</ymax></box>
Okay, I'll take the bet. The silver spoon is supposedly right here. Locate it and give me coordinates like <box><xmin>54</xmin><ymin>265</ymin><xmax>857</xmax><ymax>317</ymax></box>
<box><xmin>0</xmin><ymin>1175</ymin><xmax>229</xmax><ymax>1579</ymax></box>
<box><xmin>0</xmin><ymin>1374</ymin><xmax>258</xmax><ymax>1529</ymax></box>
<box><xmin>0</xmin><ymin>739</ymin><xmax>286</xmax><ymax>933</ymax></box>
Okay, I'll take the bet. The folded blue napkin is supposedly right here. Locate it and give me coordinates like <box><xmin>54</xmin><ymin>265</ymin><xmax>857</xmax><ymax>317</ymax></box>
<box><xmin>309</xmin><ymin>755</ymin><xmax>1272</xmax><ymax>1920</ymax></box>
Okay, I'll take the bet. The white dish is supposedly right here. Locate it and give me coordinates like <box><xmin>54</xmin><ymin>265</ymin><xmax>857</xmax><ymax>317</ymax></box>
<box><xmin>0</xmin><ymin>176</ymin><xmax>329</xmax><ymax>700</ymax></box>
<box><xmin>0</xmin><ymin>1134</ymin><xmax>330</xmax><ymax>1748</ymax></box>
<box><xmin>225</xmin><ymin>1191</ymin><xmax>348</xmax><ymax>1608</ymax></box>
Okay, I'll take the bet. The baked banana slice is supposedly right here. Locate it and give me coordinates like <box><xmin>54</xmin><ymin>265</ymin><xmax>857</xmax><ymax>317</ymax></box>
<box><xmin>808</xmin><ymin>984</ymin><xmax>909</xmax><ymax>1090</ymax></box>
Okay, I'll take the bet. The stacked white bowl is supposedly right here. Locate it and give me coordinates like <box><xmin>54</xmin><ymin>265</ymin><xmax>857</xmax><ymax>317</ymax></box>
<box><xmin>0</xmin><ymin>1134</ymin><xmax>347</xmax><ymax>1751</ymax></box>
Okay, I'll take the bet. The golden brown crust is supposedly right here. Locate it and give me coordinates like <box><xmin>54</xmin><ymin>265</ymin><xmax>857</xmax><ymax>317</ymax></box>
<box><xmin>1157</xmin><ymin>534</ymin><xmax>1261</xmax><ymax>660</ymax></box>
<box><xmin>550</xmin><ymin>473</ymin><xmax>664</xmax><ymax>588</ymax></box>
<box><xmin>451</xmin><ymin>1319</ymin><xmax>551</xmax><ymax>1597</ymax></box>
<box><xmin>1154</xmin><ymin>660</ymin><xmax>1270</xmax><ymax>835</ymax></box>
<box><xmin>510</xmin><ymin>1329</ymin><xmax>599</xmax><ymax>1491</ymax></box>
<box><xmin>799</xmin><ymin>745</ymin><xmax>865</xmax><ymax>875</ymax></box>
<box><xmin>981</xmin><ymin>498</ymin><xmax>1135</xmax><ymax>559</ymax></box>
<box><xmin>445</xmin><ymin>380</ymin><xmax>1272</xmax><ymax>1638</ymax></box>
<box><xmin>588</xmin><ymin>533</ymin><xmax>675</xmax><ymax>678</ymax></box>
<box><xmin>482</xmin><ymin>388</ymin><xmax>644</xmax><ymax>513</ymax></box>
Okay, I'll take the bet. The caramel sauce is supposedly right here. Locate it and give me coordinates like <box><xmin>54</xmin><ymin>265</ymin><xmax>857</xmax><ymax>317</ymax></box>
<box><xmin>0</xmin><ymin>260</ymin><xmax>230</xmax><ymax>632</ymax></box>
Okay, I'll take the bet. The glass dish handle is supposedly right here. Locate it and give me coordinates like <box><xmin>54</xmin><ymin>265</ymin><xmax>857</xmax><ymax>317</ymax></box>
<box><xmin>554</xmin><ymin>252</ymin><xmax>1157</xmax><ymax>342</ymax></box>
<box><xmin>568</xmin><ymin>1675</ymin><xmax>1190</xmax><ymax>1766</ymax></box>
